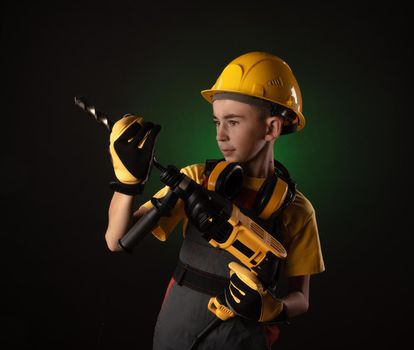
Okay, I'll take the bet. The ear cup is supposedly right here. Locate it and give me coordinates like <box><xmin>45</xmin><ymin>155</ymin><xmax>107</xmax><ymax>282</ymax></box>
<box><xmin>251</xmin><ymin>160</ymin><xmax>296</xmax><ymax>220</ymax></box>
<box><xmin>205</xmin><ymin>159</ymin><xmax>296</xmax><ymax>220</ymax></box>
<box><xmin>253</xmin><ymin>174</ymin><xmax>289</xmax><ymax>220</ymax></box>
<box><xmin>207</xmin><ymin>161</ymin><xmax>243</xmax><ymax>199</ymax></box>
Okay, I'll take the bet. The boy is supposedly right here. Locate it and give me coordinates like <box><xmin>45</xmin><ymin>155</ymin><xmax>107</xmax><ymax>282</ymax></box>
<box><xmin>104</xmin><ymin>51</ymin><xmax>325</xmax><ymax>349</ymax></box>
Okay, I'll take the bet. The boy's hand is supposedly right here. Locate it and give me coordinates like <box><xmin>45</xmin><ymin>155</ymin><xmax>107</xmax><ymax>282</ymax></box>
<box><xmin>109</xmin><ymin>114</ymin><xmax>161</xmax><ymax>195</ymax></box>
<box><xmin>225</xmin><ymin>262</ymin><xmax>285</xmax><ymax>323</ymax></box>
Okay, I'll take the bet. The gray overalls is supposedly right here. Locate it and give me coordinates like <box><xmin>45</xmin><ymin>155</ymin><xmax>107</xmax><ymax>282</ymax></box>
<box><xmin>152</xmin><ymin>222</ymin><xmax>271</xmax><ymax>350</ymax></box>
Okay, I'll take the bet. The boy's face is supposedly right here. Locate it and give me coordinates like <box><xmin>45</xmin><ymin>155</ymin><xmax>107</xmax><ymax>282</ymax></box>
<box><xmin>212</xmin><ymin>99</ymin><xmax>269</xmax><ymax>164</ymax></box>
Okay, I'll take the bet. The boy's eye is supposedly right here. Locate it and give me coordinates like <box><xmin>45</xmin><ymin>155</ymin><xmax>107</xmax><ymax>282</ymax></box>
<box><xmin>213</xmin><ymin>120</ymin><xmax>238</xmax><ymax>126</ymax></box>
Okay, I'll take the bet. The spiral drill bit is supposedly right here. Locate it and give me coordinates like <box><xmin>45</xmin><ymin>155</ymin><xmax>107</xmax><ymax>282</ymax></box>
<box><xmin>74</xmin><ymin>96</ymin><xmax>113</xmax><ymax>131</ymax></box>
<box><xmin>74</xmin><ymin>96</ymin><xmax>165</xmax><ymax>172</ymax></box>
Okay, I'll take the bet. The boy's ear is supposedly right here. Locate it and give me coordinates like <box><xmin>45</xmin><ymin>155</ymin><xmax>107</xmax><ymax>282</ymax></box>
<box><xmin>265</xmin><ymin>116</ymin><xmax>283</xmax><ymax>141</ymax></box>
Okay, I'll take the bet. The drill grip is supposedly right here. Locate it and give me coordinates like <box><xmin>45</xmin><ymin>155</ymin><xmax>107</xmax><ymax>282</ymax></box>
<box><xmin>118</xmin><ymin>206</ymin><xmax>162</xmax><ymax>252</ymax></box>
<box><xmin>118</xmin><ymin>190</ymin><xmax>179</xmax><ymax>252</ymax></box>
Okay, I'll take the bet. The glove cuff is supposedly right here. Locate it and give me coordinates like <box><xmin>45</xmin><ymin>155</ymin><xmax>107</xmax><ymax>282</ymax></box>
<box><xmin>109</xmin><ymin>181</ymin><xmax>145</xmax><ymax>195</ymax></box>
<box><xmin>265</xmin><ymin>303</ymin><xmax>290</xmax><ymax>325</ymax></box>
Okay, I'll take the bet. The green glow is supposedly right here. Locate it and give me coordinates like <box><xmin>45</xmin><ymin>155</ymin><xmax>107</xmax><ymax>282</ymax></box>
<box><xmin>127</xmin><ymin>52</ymin><xmax>355</xmax><ymax>254</ymax></box>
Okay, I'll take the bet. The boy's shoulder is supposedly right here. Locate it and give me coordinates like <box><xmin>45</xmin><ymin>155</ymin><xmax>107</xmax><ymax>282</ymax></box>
<box><xmin>291</xmin><ymin>190</ymin><xmax>315</xmax><ymax>215</ymax></box>
<box><xmin>180</xmin><ymin>163</ymin><xmax>206</xmax><ymax>184</ymax></box>
<box><xmin>282</xmin><ymin>190</ymin><xmax>316</xmax><ymax>232</ymax></box>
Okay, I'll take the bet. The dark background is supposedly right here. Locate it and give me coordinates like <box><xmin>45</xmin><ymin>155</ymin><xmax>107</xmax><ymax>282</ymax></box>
<box><xmin>1</xmin><ymin>1</ymin><xmax>412</xmax><ymax>349</ymax></box>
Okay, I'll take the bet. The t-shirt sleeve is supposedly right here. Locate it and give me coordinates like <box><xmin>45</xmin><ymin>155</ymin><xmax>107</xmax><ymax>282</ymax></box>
<box><xmin>281</xmin><ymin>192</ymin><xmax>325</xmax><ymax>277</ymax></box>
<box><xmin>138</xmin><ymin>163</ymin><xmax>205</xmax><ymax>241</ymax></box>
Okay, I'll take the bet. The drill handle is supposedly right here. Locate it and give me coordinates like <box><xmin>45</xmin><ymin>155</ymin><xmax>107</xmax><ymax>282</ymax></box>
<box><xmin>118</xmin><ymin>190</ymin><xmax>179</xmax><ymax>252</ymax></box>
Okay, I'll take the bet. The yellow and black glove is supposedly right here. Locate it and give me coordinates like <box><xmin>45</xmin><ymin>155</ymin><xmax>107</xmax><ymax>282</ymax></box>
<box><xmin>109</xmin><ymin>114</ymin><xmax>161</xmax><ymax>195</ymax></box>
<box><xmin>225</xmin><ymin>262</ymin><xmax>288</xmax><ymax>323</ymax></box>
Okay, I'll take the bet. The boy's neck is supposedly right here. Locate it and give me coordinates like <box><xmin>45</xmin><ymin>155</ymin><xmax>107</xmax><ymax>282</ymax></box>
<box><xmin>241</xmin><ymin>143</ymin><xmax>275</xmax><ymax>179</ymax></box>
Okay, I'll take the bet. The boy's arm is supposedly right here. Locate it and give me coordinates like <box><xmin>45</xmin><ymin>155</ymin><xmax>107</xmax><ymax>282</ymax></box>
<box><xmin>105</xmin><ymin>192</ymin><xmax>151</xmax><ymax>251</ymax></box>
<box><xmin>104</xmin><ymin>115</ymin><xmax>161</xmax><ymax>251</ymax></box>
<box><xmin>282</xmin><ymin>275</ymin><xmax>310</xmax><ymax>318</ymax></box>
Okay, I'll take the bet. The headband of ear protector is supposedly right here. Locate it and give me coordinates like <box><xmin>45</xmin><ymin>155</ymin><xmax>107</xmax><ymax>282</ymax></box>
<box><xmin>205</xmin><ymin>159</ymin><xmax>296</xmax><ymax>220</ymax></box>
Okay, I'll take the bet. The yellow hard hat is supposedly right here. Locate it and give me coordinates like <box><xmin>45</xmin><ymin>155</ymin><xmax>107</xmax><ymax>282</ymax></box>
<box><xmin>201</xmin><ymin>51</ymin><xmax>305</xmax><ymax>134</ymax></box>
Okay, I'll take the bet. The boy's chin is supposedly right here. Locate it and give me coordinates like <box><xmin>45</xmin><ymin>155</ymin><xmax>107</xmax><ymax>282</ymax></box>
<box><xmin>223</xmin><ymin>155</ymin><xmax>241</xmax><ymax>163</ymax></box>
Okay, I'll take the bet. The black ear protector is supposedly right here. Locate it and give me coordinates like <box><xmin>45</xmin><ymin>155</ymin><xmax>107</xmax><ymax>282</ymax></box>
<box><xmin>204</xmin><ymin>159</ymin><xmax>296</xmax><ymax>220</ymax></box>
<box><xmin>205</xmin><ymin>160</ymin><xmax>244</xmax><ymax>199</ymax></box>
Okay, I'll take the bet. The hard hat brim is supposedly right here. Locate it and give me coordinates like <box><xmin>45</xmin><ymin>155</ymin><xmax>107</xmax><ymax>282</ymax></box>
<box><xmin>200</xmin><ymin>89</ymin><xmax>305</xmax><ymax>132</ymax></box>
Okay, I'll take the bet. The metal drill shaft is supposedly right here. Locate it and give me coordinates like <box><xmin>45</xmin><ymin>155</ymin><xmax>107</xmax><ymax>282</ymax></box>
<box><xmin>74</xmin><ymin>96</ymin><xmax>167</xmax><ymax>171</ymax></box>
<box><xmin>74</xmin><ymin>96</ymin><xmax>113</xmax><ymax>131</ymax></box>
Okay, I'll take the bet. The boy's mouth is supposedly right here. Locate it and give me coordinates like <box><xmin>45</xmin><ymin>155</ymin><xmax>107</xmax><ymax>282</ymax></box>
<box><xmin>221</xmin><ymin>149</ymin><xmax>235</xmax><ymax>155</ymax></box>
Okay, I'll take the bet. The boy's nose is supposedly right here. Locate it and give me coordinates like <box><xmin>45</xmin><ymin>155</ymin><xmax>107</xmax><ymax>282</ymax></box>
<box><xmin>216</xmin><ymin>125</ymin><xmax>229</xmax><ymax>141</ymax></box>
